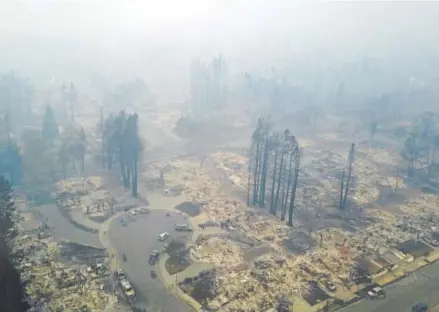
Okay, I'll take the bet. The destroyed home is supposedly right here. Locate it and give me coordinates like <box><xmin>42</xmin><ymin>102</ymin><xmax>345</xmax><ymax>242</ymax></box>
<box><xmin>1</xmin><ymin>9</ymin><xmax>439</xmax><ymax>312</ymax></box>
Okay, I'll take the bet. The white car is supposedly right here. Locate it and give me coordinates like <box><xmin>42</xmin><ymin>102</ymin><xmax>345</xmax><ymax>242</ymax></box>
<box><xmin>367</xmin><ymin>286</ymin><xmax>385</xmax><ymax>299</ymax></box>
<box><xmin>158</xmin><ymin>232</ymin><xmax>170</xmax><ymax>241</ymax></box>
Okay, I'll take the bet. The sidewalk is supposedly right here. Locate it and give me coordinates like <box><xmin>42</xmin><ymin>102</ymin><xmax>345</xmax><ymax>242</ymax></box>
<box><xmin>156</xmin><ymin>253</ymin><xmax>201</xmax><ymax>311</ymax></box>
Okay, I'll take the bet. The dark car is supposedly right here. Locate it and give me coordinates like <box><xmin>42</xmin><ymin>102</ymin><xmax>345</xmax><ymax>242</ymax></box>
<box><xmin>151</xmin><ymin>270</ymin><xmax>157</xmax><ymax>279</ymax></box>
<box><xmin>412</xmin><ymin>303</ymin><xmax>428</xmax><ymax>312</ymax></box>
<box><xmin>149</xmin><ymin>250</ymin><xmax>160</xmax><ymax>265</ymax></box>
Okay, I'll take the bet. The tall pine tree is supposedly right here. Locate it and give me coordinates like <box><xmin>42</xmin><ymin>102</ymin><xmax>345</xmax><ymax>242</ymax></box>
<box><xmin>42</xmin><ymin>105</ymin><xmax>59</xmax><ymax>142</ymax></box>
<box><xmin>0</xmin><ymin>175</ymin><xmax>17</xmax><ymax>254</ymax></box>
<box><xmin>0</xmin><ymin>175</ymin><xmax>29</xmax><ymax>312</ymax></box>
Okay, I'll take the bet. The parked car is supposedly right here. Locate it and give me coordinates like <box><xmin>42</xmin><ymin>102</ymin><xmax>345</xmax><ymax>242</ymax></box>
<box><xmin>149</xmin><ymin>250</ymin><xmax>160</xmax><ymax>265</ymax></box>
<box><xmin>151</xmin><ymin>270</ymin><xmax>157</xmax><ymax>279</ymax></box>
<box><xmin>423</xmin><ymin>236</ymin><xmax>439</xmax><ymax>247</ymax></box>
<box><xmin>324</xmin><ymin>281</ymin><xmax>337</xmax><ymax>292</ymax></box>
<box><xmin>116</xmin><ymin>269</ymin><xmax>126</xmax><ymax>280</ymax></box>
<box><xmin>367</xmin><ymin>286</ymin><xmax>385</xmax><ymax>299</ymax></box>
<box><xmin>158</xmin><ymin>232</ymin><xmax>170</xmax><ymax>241</ymax></box>
<box><xmin>174</xmin><ymin>224</ymin><xmax>193</xmax><ymax>232</ymax></box>
<box><xmin>412</xmin><ymin>303</ymin><xmax>428</xmax><ymax>312</ymax></box>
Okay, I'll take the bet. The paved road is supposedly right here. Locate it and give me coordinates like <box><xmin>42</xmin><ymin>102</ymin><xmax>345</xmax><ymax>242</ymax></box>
<box><xmin>340</xmin><ymin>261</ymin><xmax>439</xmax><ymax>312</ymax></box>
<box><xmin>109</xmin><ymin>210</ymin><xmax>192</xmax><ymax>312</ymax></box>
<box><xmin>32</xmin><ymin>204</ymin><xmax>102</xmax><ymax>248</ymax></box>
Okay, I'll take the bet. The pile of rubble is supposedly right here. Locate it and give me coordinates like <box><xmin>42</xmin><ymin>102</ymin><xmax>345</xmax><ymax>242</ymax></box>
<box><xmin>210</xmin><ymin>151</ymin><xmax>248</xmax><ymax>190</ymax></box>
<box><xmin>56</xmin><ymin>177</ymin><xmax>103</xmax><ymax>197</ymax></box>
<box><xmin>157</xmin><ymin>144</ymin><xmax>439</xmax><ymax>310</ymax></box>
<box><xmin>193</xmin><ymin>254</ymin><xmax>312</xmax><ymax>311</ymax></box>
<box><xmin>192</xmin><ymin>236</ymin><xmax>245</xmax><ymax>267</ymax></box>
<box><xmin>56</xmin><ymin>177</ymin><xmax>125</xmax><ymax>221</ymax></box>
<box><xmin>13</xmin><ymin>221</ymin><xmax>116</xmax><ymax>312</ymax></box>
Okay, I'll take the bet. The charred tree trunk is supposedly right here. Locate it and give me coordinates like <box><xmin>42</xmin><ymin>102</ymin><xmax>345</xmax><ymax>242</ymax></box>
<box><xmin>342</xmin><ymin>143</ymin><xmax>355</xmax><ymax>210</ymax></box>
<box><xmin>100</xmin><ymin>107</ymin><xmax>105</xmax><ymax>169</ymax></box>
<box><xmin>339</xmin><ymin>170</ymin><xmax>346</xmax><ymax>210</ymax></box>
<box><xmin>247</xmin><ymin>142</ymin><xmax>253</xmax><ymax>207</ymax></box>
<box><xmin>119</xmin><ymin>147</ymin><xmax>129</xmax><ymax>188</ymax></box>
<box><xmin>269</xmin><ymin>136</ymin><xmax>279</xmax><ymax>214</ymax></box>
<box><xmin>273</xmin><ymin>149</ymin><xmax>285</xmax><ymax>216</ymax></box>
<box><xmin>247</xmin><ymin>144</ymin><xmax>253</xmax><ymax>206</ymax></box>
<box><xmin>255</xmin><ymin>137</ymin><xmax>265</xmax><ymax>204</ymax></box>
<box><xmin>107</xmin><ymin>140</ymin><xmax>113</xmax><ymax>170</ymax></box>
<box><xmin>5</xmin><ymin>113</ymin><xmax>11</xmax><ymax>148</ymax></box>
<box><xmin>126</xmin><ymin>166</ymin><xmax>131</xmax><ymax>188</ymax></box>
<box><xmin>252</xmin><ymin>136</ymin><xmax>262</xmax><ymax>205</ymax></box>
<box><xmin>80</xmin><ymin>152</ymin><xmax>85</xmax><ymax>173</ymax></box>
<box><xmin>102</xmin><ymin>140</ymin><xmax>107</xmax><ymax>169</ymax></box>
<box><xmin>258</xmin><ymin>137</ymin><xmax>269</xmax><ymax>207</ymax></box>
<box><xmin>132</xmin><ymin>155</ymin><xmax>138</xmax><ymax>197</ymax></box>
<box><xmin>130</xmin><ymin>114</ymin><xmax>139</xmax><ymax>197</ymax></box>
<box><xmin>280</xmin><ymin>175</ymin><xmax>287</xmax><ymax>221</ymax></box>
<box><xmin>282</xmin><ymin>150</ymin><xmax>294</xmax><ymax>221</ymax></box>
<box><xmin>62</xmin><ymin>162</ymin><xmax>66</xmax><ymax>180</ymax></box>
<box><xmin>288</xmin><ymin>148</ymin><xmax>300</xmax><ymax>226</ymax></box>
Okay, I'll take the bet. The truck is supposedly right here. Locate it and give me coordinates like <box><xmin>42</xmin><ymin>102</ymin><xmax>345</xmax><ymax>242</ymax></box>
<box><xmin>116</xmin><ymin>269</ymin><xmax>136</xmax><ymax>303</ymax></box>
<box><xmin>120</xmin><ymin>279</ymin><xmax>136</xmax><ymax>302</ymax></box>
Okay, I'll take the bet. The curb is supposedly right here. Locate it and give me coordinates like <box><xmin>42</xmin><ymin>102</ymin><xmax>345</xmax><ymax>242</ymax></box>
<box><xmin>56</xmin><ymin>203</ymin><xmax>99</xmax><ymax>233</ymax></box>
<box><xmin>99</xmin><ymin>213</ymin><xmax>123</xmax><ymax>271</ymax></box>
<box><xmin>156</xmin><ymin>254</ymin><xmax>201</xmax><ymax>312</ymax></box>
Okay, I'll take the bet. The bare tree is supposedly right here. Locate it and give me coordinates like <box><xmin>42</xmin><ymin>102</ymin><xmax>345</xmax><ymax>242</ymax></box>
<box><xmin>269</xmin><ymin>133</ymin><xmax>280</xmax><ymax>213</ymax></box>
<box><xmin>288</xmin><ymin>146</ymin><xmax>300</xmax><ymax>227</ymax></box>
<box><xmin>338</xmin><ymin>143</ymin><xmax>356</xmax><ymax>211</ymax></box>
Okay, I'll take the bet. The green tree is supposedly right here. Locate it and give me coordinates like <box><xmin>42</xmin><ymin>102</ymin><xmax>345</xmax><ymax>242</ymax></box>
<box><xmin>0</xmin><ymin>255</ymin><xmax>29</xmax><ymax>312</ymax></box>
<box><xmin>0</xmin><ymin>73</ymin><xmax>33</xmax><ymax>131</ymax></box>
<box><xmin>0</xmin><ymin>176</ymin><xmax>17</xmax><ymax>254</ymax></box>
<box><xmin>413</xmin><ymin>112</ymin><xmax>438</xmax><ymax>174</ymax></box>
<box><xmin>42</xmin><ymin>105</ymin><xmax>59</xmax><ymax>142</ymax></box>
<box><xmin>276</xmin><ymin>295</ymin><xmax>293</xmax><ymax>312</ymax></box>
<box><xmin>103</xmin><ymin>111</ymin><xmax>140</xmax><ymax>196</ymax></box>
<box><xmin>129</xmin><ymin>114</ymin><xmax>140</xmax><ymax>197</ymax></box>
<box><xmin>393</xmin><ymin>125</ymin><xmax>409</xmax><ymax>144</ymax></box>
<box><xmin>0</xmin><ymin>140</ymin><xmax>22</xmax><ymax>185</ymax></box>
<box><xmin>0</xmin><ymin>175</ymin><xmax>29</xmax><ymax>312</ymax></box>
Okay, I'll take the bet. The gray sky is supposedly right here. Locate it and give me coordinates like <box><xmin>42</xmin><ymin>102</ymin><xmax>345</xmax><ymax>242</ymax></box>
<box><xmin>1</xmin><ymin>1</ymin><xmax>438</xmax><ymax>87</ymax></box>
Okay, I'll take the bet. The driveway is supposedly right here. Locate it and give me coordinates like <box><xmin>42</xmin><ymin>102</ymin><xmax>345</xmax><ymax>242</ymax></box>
<box><xmin>109</xmin><ymin>209</ymin><xmax>192</xmax><ymax>312</ymax></box>
<box><xmin>340</xmin><ymin>261</ymin><xmax>439</xmax><ymax>312</ymax></box>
